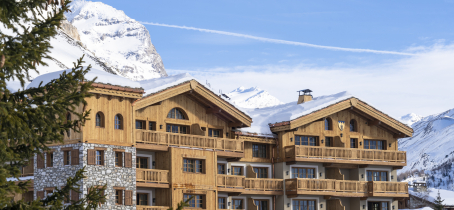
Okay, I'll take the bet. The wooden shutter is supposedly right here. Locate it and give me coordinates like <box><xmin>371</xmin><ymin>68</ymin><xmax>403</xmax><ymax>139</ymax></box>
<box><xmin>87</xmin><ymin>149</ymin><xmax>95</xmax><ymax>165</ymax></box>
<box><xmin>71</xmin><ymin>189</ymin><xmax>79</xmax><ymax>203</ymax></box>
<box><xmin>124</xmin><ymin>190</ymin><xmax>132</xmax><ymax>205</ymax></box>
<box><xmin>71</xmin><ymin>149</ymin><xmax>79</xmax><ymax>165</ymax></box>
<box><xmin>36</xmin><ymin>191</ymin><xmax>44</xmax><ymax>200</ymax></box>
<box><xmin>46</xmin><ymin>152</ymin><xmax>52</xmax><ymax>167</ymax></box>
<box><xmin>37</xmin><ymin>154</ymin><xmax>44</xmax><ymax>169</ymax></box>
<box><xmin>124</xmin><ymin>152</ymin><xmax>132</xmax><ymax>168</ymax></box>
<box><xmin>118</xmin><ymin>190</ymin><xmax>123</xmax><ymax>205</ymax></box>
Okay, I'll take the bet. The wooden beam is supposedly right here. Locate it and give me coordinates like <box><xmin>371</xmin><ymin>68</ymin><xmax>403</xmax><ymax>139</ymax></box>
<box><xmin>324</xmin><ymin>196</ymin><xmax>332</xmax><ymax>200</ymax></box>
<box><xmin>360</xmin><ymin>197</ymin><xmax>368</xmax><ymax>200</ymax></box>
<box><xmin>228</xmin><ymin>192</ymin><xmax>242</xmax><ymax>196</ymax></box>
<box><xmin>119</xmin><ymin>97</ymin><xmax>124</xmax><ymax>102</ymax></box>
<box><xmin>359</xmin><ymin>165</ymin><xmax>369</xmax><ymax>168</ymax></box>
<box><xmin>206</xmin><ymin>107</ymin><xmax>222</xmax><ymax>114</ymax></box>
<box><xmin>218</xmin><ymin>112</ymin><xmax>236</xmax><ymax>122</ymax></box>
<box><xmin>393</xmin><ymin>133</ymin><xmax>406</xmax><ymax>138</ymax></box>
<box><xmin>107</xmin><ymin>95</ymin><xmax>113</xmax><ymax>101</ymax></box>
<box><xmin>393</xmin><ymin>166</ymin><xmax>404</xmax><ymax>170</ymax></box>
<box><xmin>95</xmin><ymin>94</ymin><xmax>101</xmax><ymax>99</ymax></box>
<box><xmin>228</xmin><ymin>122</ymin><xmax>244</xmax><ymax>128</ymax></box>
<box><xmin>368</xmin><ymin>119</ymin><xmax>380</xmax><ymax>126</ymax></box>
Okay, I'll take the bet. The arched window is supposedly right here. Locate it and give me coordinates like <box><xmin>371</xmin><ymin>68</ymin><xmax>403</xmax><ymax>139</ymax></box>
<box><xmin>350</xmin><ymin>119</ymin><xmax>357</xmax><ymax>132</ymax></box>
<box><xmin>324</xmin><ymin>118</ymin><xmax>332</xmax><ymax>130</ymax></box>
<box><xmin>167</xmin><ymin>108</ymin><xmax>186</xmax><ymax>120</ymax></box>
<box><xmin>96</xmin><ymin>112</ymin><xmax>104</xmax><ymax>127</ymax></box>
<box><xmin>114</xmin><ymin>114</ymin><xmax>123</xmax><ymax>130</ymax></box>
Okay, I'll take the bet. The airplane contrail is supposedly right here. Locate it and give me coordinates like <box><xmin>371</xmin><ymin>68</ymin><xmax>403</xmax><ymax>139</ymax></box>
<box><xmin>140</xmin><ymin>21</ymin><xmax>415</xmax><ymax>56</ymax></box>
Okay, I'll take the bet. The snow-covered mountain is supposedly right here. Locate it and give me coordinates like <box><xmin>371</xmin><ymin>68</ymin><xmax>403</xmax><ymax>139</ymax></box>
<box><xmin>400</xmin><ymin>113</ymin><xmax>423</xmax><ymax>126</ymax></box>
<box><xmin>64</xmin><ymin>0</ymin><xmax>167</xmax><ymax>81</ymax></box>
<box><xmin>225</xmin><ymin>87</ymin><xmax>283</xmax><ymax>109</ymax></box>
<box><xmin>399</xmin><ymin>108</ymin><xmax>454</xmax><ymax>190</ymax></box>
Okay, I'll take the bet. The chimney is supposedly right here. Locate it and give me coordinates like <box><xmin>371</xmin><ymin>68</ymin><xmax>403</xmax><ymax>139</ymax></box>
<box><xmin>297</xmin><ymin>89</ymin><xmax>312</xmax><ymax>104</ymax></box>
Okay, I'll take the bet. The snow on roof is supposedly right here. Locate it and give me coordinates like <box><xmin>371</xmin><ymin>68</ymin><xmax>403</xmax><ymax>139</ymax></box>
<box><xmin>410</xmin><ymin>187</ymin><xmax>454</xmax><ymax>206</ymax></box>
<box><xmin>6</xmin><ymin>176</ymin><xmax>34</xmax><ymax>181</ymax></box>
<box><xmin>239</xmin><ymin>91</ymin><xmax>353</xmax><ymax>134</ymax></box>
<box><xmin>139</xmin><ymin>73</ymin><xmax>196</xmax><ymax>96</ymax></box>
<box><xmin>27</xmin><ymin>68</ymin><xmax>141</xmax><ymax>89</ymax></box>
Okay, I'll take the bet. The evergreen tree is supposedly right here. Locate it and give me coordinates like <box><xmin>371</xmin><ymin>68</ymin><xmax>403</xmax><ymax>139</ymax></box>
<box><xmin>0</xmin><ymin>0</ymin><xmax>105</xmax><ymax>209</ymax></box>
<box><xmin>433</xmin><ymin>190</ymin><xmax>445</xmax><ymax>210</ymax></box>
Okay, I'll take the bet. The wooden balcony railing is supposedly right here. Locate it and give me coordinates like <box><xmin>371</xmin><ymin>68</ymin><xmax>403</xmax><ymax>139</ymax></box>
<box><xmin>285</xmin><ymin>145</ymin><xmax>406</xmax><ymax>164</ymax></box>
<box><xmin>136</xmin><ymin>130</ymin><xmax>244</xmax><ymax>153</ymax></box>
<box><xmin>217</xmin><ymin>175</ymin><xmax>245</xmax><ymax>188</ymax></box>
<box><xmin>21</xmin><ymin>165</ymin><xmax>34</xmax><ymax>177</ymax></box>
<box><xmin>245</xmin><ymin>178</ymin><xmax>283</xmax><ymax>191</ymax></box>
<box><xmin>136</xmin><ymin>206</ymin><xmax>169</xmax><ymax>210</ymax></box>
<box><xmin>136</xmin><ymin>169</ymin><xmax>169</xmax><ymax>184</ymax></box>
<box><xmin>285</xmin><ymin>178</ymin><xmax>408</xmax><ymax>197</ymax></box>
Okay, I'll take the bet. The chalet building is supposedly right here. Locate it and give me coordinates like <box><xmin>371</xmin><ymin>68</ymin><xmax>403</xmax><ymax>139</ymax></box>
<box><xmin>13</xmin><ymin>70</ymin><xmax>412</xmax><ymax>210</ymax></box>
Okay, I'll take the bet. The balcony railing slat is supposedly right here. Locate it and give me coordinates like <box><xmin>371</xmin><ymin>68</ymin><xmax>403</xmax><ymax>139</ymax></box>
<box><xmin>136</xmin><ymin>169</ymin><xmax>169</xmax><ymax>184</ymax></box>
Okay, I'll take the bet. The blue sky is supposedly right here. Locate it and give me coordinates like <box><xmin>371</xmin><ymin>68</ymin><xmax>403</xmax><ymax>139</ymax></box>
<box><xmin>101</xmin><ymin>0</ymin><xmax>454</xmax><ymax>118</ymax></box>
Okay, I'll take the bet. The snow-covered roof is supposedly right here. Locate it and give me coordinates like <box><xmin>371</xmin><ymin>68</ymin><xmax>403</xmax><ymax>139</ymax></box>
<box><xmin>410</xmin><ymin>187</ymin><xmax>454</xmax><ymax>206</ymax></box>
<box><xmin>27</xmin><ymin>68</ymin><xmax>142</xmax><ymax>89</ymax></box>
<box><xmin>239</xmin><ymin>91</ymin><xmax>353</xmax><ymax>134</ymax></box>
<box><xmin>139</xmin><ymin>73</ymin><xmax>196</xmax><ymax>96</ymax></box>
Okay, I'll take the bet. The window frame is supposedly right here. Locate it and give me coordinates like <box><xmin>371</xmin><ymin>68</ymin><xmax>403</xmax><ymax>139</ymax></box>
<box><xmin>96</xmin><ymin>150</ymin><xmax>104</xmax><ymax>166</ymax></box>
<box><xmin>252</xmin><ymin>144</ymin><xmax>268</xmax><ymax>158</ymax></box>
<box><xmin>254</xmin><ymin>199</ymin><xmax>269</xmax><ymax>210</ymax></box>
<box><xmin>208</xmin><ymin>128</ymin><xmax>222</xmax><ymax>138</ymax></box>
<box><xmin>325</xmin><ymin>137</ymin><xmax>333</xmax><ymax>147</ymax></box>
<box><xmin>350</xmin><ymin>119</ymin><xmax>357</xmax><ymax>132</ymax></box>
<box><xmin>166</xmin><ymin>124</ymin><xmax>189</xmax><ymax>134</ymax></box>
<box><xmin>136</xmin><ymin>193</ymin><xmax>149</xmax><ymax>205</ymax></box>
<box><xmin>183</xmin><ymin>194</ymin><xmax>204</xmax><ymax>208</ymax></box>
<box><xmin>136</xmin><ymin>157</ymin><xmax>149</xmax><ymax>169</ymax></box>
<box><xmin>115</xmin><ymin>189</ymin><xmax>123</xmax><ymax>205</ymax></box>
<box><xmin>115</xmin><ymin>152</ymin><xmax>123</xmax><ymax>167</ymax></box>
<box><xmin>367</xmin><ymin>170</ymin><xmax>389</xmax><ymax>181</ymax></box>
<box><xmin>324</xmin><ymin>118</ymin><xmax>332</xmax><ymax>130</ymax></box>
<box><xmin>291</xmin><ymin>167</ymin><xmax>316</xmax><ymax>179</ymax></box>
<box><xmin>231</xmin><ymin>166</ymin><xmax>243</xmax><ymax>175</ymax></box>
<box><xmin>183</xmin><ymin>158</ymin><xmax>204</xmax><ymax>174</ymax></box>
<box><xmin>295</xmin><ymin>135</ymin><xmax>319</xmax><ymax>146</ymax></box>
<box><xmin>364</xmin><ymin>140</ymin><xmax>386</xmax><ymax>150</ymax></box>
<box><xmin>114</xmin><ymin>114</ymin><xmax>123</xmax><ymax>130</ymax></box>
<box><xmin>253</xmin><ymin>167</ymin><xmax>269</xmax><ymax>178</ymax></box>
<box><xmin>135</xmin><ymin>120</ymin><xmax>146</xmax><ymax>130</ymax></box>
<box><xmin>167</xmin><ymin>108</ymin><xmax>187</xmax><ymax>120</ymax></box>
<box><xmin>218</xmin><ymin>197</ymin><xmax>227</xmax><ymax>209</ymax></box>
<box><xmin>292</xmin><ymin>199</ymin><xmax>316</xmax><ymax>210</ymax></box>
<box><xmin>148</xmin><ymin>121</ymin><xmax>156</xmax><ymax>131</ymax></box>
<box><xmin>232</xmin><ymin>198</ymin><xmax>244</xmax><ymax>209</ymax></box>
<box><xmin>95</xmin><ymin>112</ymin><xmax>104</xmax><ymax>128</ymax></box>
<box><xmin>350</xmin><ymin>138</ymin><xmax>358</xmax><ymax>148</ymax></box>
<box><xmin>217</xmin><ymin>163</ymin><xmax>226</xmax><ymax>174</ymax></box>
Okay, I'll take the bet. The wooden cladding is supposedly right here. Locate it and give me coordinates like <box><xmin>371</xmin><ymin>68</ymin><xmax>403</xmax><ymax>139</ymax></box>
<box><xmin>136</xmin><ymin>169</ymin><xmax>169</xmax><ymax>184</ymax></box>
<box><xmin>37</xmin><ymin>154</ymin><xmax>44</xmax><ymax>168</ymax></box>
<box><xmin>71</xmin><ymin>189</ymin><xmax>79</xmax><ymax>203</ymax></box>
<box><xmin>216</xmin><ymin>175</ymin><xmax>283</xmax><ymax>192</ymax></box>
<box><xmin>36</xmin><ymin>191</ymin><xmax>44</xmax><ymax>200</ymax></box>
<box><xmin>87</xmin><ymin>149</ymin><xmax>96</xmax><ymax>165</ymax></box>
<box><xmin>71</xmin><ymin>149</ymin><xmax>79</xmax><ymax>165</ymax></box>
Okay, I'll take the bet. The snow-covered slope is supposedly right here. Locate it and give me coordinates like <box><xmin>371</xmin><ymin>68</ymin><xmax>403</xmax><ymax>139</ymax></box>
<box><xmin>65</xmin><ymin>0</ymin><xmax>167</xmax><ymax>81</ymax></box>
<box><xmin>226</xmin><ymin>87</ymin><xmax>283</xmax><ymax>109</ymax></box>
<box><xmin>400</xmin><ymin>113</ymin><xmax>423</xmax><ymax>126</ymax></box>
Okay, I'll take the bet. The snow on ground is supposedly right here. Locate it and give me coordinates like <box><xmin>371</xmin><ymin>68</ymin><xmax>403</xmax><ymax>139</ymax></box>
<box><xmin>239</xmin><ymin>91</ymin><xmax>353</xmax><ymax>134</ymax></box>
<box><xmin>27</xmin><ymin>68</ymin><xmax>141</xmax><ymax>89</ymax></box>
<box><xmin>410</xmin><ymin>187</ymin><xmax>454</xmax><ymax>206</ymax></box>
<box><xmin>226</xmin><ymin>86</ymin><xmax>283</xmax><ymax>109</ymax></box>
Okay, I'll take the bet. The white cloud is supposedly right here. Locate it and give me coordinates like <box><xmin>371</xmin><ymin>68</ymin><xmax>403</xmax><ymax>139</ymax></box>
<box><xmin>167</xmin><ymin>43</ymin><xmax>454</xmax><ymax>118</ymax></box>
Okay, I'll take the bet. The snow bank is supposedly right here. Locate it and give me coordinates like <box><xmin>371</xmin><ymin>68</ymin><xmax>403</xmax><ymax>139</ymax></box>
<box><xmin>410</xmin><ymin>188</ymin><xmax>454</xmax><ymax>206</ymax></box>
<box><xmin>239</xmin><ymin>91</ymin><xmax>353</xmax><ymax>134</ymax></box>
<box><xmin>27</xmin><ymin>68</ymin><xmax>141</xmax><ymax>89</ymax></box>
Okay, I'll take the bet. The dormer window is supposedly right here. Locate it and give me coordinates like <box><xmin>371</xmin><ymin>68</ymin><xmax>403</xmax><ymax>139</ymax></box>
<box><xmin>324</xmin><ymin>118</ymin><xmax>332</xmax><ymax>130</ymax></box>
<box><xmin>167</xmin><ymin>108</ymin><xmax>186</xmax><ymax>120</ymax></box>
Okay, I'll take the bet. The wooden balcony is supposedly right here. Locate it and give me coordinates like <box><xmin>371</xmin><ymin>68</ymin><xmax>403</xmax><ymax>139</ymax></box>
<box><xmin>285</xmin><ymin>145</ymin><xmax>406</xmax><ymax>166</ymax></box>
<box><xmin>216</xmin><ymin>175</ymin><xmax>283</xmax><ymax>195</ymax></box>
<box><xmin>136</xmin><ymin>130</ymin><xmax>244</xmax><ymax>158</ymax></box>
<box><xmin>136</xmin><ymin>206</ymin><xmax>169</xmax><ymax>210</ymax></box>
<box><xmin>136</xmin><ymin>169</ymin><xmax>170</xmax><ymax>188</ymax></box>
<box><xmin>285</xmin><ymin>178</ymin><xmax>408</xmax><ymax>198</ymax></box>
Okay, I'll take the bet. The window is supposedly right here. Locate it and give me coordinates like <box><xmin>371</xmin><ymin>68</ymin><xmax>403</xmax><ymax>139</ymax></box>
<box><xmin>208</xmin><ymin>128</ymin><xmax>222</xmax><ymax>137</ymax></box>
<box><xmin>368</xmin><ymin>202</ymin><xmax>389</xmax><ymax>210</ymax></box>
<box><xmin>218</xmin><ymin>197</ymin><xmax>227</xmax><ymax>209</ymax></box>
<box><xmin>136</xmin><ymin>157</ymin><xmax>148</xmax><ymax>169</ymax></box>
<box><xmin>148</xmin><ymin>122</ymin><xmax>156</xmax><ymax>131</ymax></box>
<box><xmin>96</xmin><ymin>150</ymin><xmax>104</xmax><ymax>165</ymax></box>
<box><xmin>115</xmin><ymin>190</ymin><xmax>123</xmax><ymax>205</ymax></box>
<box><xmin>293</xmin><ymin>200</ymin><xmax>316</xmax><ymax>210</ymax></box>
<box><xmin>167</xmin><ymin>108</ymin><xmax>186</xmax><ymax>119</ymax></box>
<box><xmin>295</xmin><ymin>136</ymin><xmax>318</xmax><ymax>146</ymax></box>
<box><xmin>183</xmin><ymin>158</ymin><xmax>204</xmax><ymax>173</ymax></box>
<box><xmin>254</xmin><ymin>200</ymin><xmax>268</xmax><ymax>210</ymax></box>
<box><xmin>95</xmin><ymin>112</ymin><xmax>104</xmax><ymax>127</ymax></box>
<box><xmin>217</xmin><ymin>163</ymin><xmax>225</xmax><ymax>174</ymax></box>
<box><xmin>364</xmin><ymin>140</ymin><xmax>385</xmax><ymax>150</ymax></box>
<box><xmin>252</xmin><ymin>144</ymin><xmax>267</xmax><ymax>158</ymax></box>
<box><xmin>184</xmin><ymin>194</ymin><xmax>204</xmax><ymax>208</ymax></box>
<box><xmin>136</xmin><ymin>193</ymin><xmax>148</xmax><ymax>205</ymax></box>
<box><xmin>64</xmin><ymin>150</ymin><xmax>71</xmax><ymax>165</ymax></box>
<box><xmin>47</xmin><ymin>152</ymin><xmax>54</xmax><ymax>167</ymax></box>
<box><xmin>233</xmin><ymin>199</ymin><xmax>243</xmax><ymax>209</ymax></box>
<box><xmin>114</xmin><ymin>114</ymin><xmax>123</xmax><ymax>130</ymax></box>
<box><xmin>292</xmin><ymin>167</ymin><xmax>315</xmax><ymax>178</ymax></box>
<box><xmin>350</xmin><ymin>138</ymin><xmax>358</xmax><ymax>148</ymax></box>
<box><xmin>325</xmin><ymin>137</ymin><xmax>333</xmax><ymax>147</ymax></box>
<box><xmin>325</xmin><ymin>118</ymin><xmax>332</xmax><ymax>130</ymax></box>
<box><xmin>115</xmin><ymin>152</ymin><xmax>123</xmax><ymax>167</ymax></box>
<box><xmin>253</xmin><ymin>167</ymin><xmax>268</xmax><ymax>178</ymax></box>
<box><xmin>166</xmin><ymin>124</ymin><xmax>188</xmax><ymax>134</ymax></box>
<box><xmin>231</xmin><ymin>166</ymin><xmax>242</xmax><ymax>175</ymax></box>
<box><xmin>367</xmin><ymin>171</ymin><xmax>388</xmax><ymax>181</ymax></box>
<box><xmin>135</xmin><ymin>120</ymin><xmax>145</xmax><ymax>129</ymax></box>
<box><xmin>350</xmin><ymin>119</ymin><xmax>357</xmax><ymax>132</ymax></box>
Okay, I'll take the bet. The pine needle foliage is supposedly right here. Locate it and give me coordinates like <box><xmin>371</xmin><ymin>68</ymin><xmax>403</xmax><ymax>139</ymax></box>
<box><xmin>433</xmin><ymin>190</ymin><xmax>445</xmax><ymax>210</ymax></box>
<box><xmin>1</xmin><ymin>0</ymin><xmax>104</xmax><ymax>209</ymax></box>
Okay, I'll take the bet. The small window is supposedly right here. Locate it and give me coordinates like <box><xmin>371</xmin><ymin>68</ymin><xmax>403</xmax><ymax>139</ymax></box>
<box><xmin>184</xmin><ymin>194</ymin><xmax>204</xmax><ymax>208</ymax></box>
<box><xmin>148</xmin><ymin>122</ymin><xmax>156</xmax><ymax>131</ymax></box>
<box><xmin>295</xmin><ymin>136</ymin><xmax>319</xmax><ymax>146</ymax></box>
<box><xmin>218</xmin><ymin>197</ymin><xmax>227</xmax><ymax>209</ymax></box>
<box><xmin>64</xmin><ymin>150</ymin><xmax>71</xmax><ymax>165</ymax></box>
<box><xmin>96</xmin><ymin>150</ymin><xmax>104</xmax><ymax>165</ymax></box>
<box><xmin>136</xmin><ymin>193</ymin><xmax>148</xmax><ymax>205</ymax></box>
<box><xmin>325</xmin><ymin>118</ymin><xmax>332</xmax><ymax>130</ymax></box>
<box><xmin>233</xmin><ymin>199</ymin><xmax>244</xmax><ymax>209</ymax></box>
<box><xmin>115</xmin><ymin>190</ymin><xmax>123</xmax><ymax>205</ymax></box>
<box><xmin>183</xmin><ymin>158</ymin><xmax>204</xmax><ymax>173</ymax></box>
<box><xmin>208</xmin><ymin>128</ymin><xmax>222</xmax><ymax>138</ymax></box>
<box><xmin>350</xmin><ymin>119</ymin><xmax>357</xmax><ymax>132</ymax></box>
<box><xmin>364</xmin><ymin>140</ymin><xmax>385</xmax><ymax>150</ymax></box>
<box><xmin>114</xmin><ymin>114</ymin><xmax>123</xmax><ymax>130</ymax></box>
<box><xmin>47</xmin><ymin>152</ymin><xmax>54</xmax><ymax>167</ymax></box>
<box><xmin>325</xmin><ymin>137</ymin><xmax>333</xmax><ymax>147</ymax></box>
<box><xmin>253</xmin><ymin>167</ymin><xmax>268</xmax><ymax>178</ymax></box>
<box><xmin>115</xmin><ymin>152</ymin><xmax>123</xmax><ymax>167</ymax></box>
<box><xmin>135</xmin><ymin>120</ymin><xmax>145</xmax><ymax>129</ymax></box>
<box><xmin>292</xmin><ymin>167</ymin><xmax>315</xmax><ymax>178</ymax></box>
<box><xmin>293</xmin><ymin>200</ymin><xmax>316</xmax><ymax>210</ymax></box>
<box><xmin>231</xmin><ymin>166</ymin><xmax>242</xmax><ymax>175</ymax></box>
<box><xmin>252</xmin><ymin>144</ymin><xmax>267</xmax><ymax>158</ymax></box>
<box><xmin>254</xmin><ymin>200</ymin><xmax>268</xmax><ymax>210</ymax></box>
<box><xmin>350</xmin><ymin>138</ymin><xmax>358</xmax><ymax>148</ymax></box>
<box><xmin>136</xmin><ymin>157</ymin><xmax>148</xmax><ymax>169</ymax></box>
<box><xmin>166</xmin><ymin>124</ymin><xmax>188</xmax><ymax>134</ymax></box>
<box><xmin>95</xmin><ymin>112</ymin><xmax>104</xmax><ymax>127</ymax></box>
<box><xmin>367</xmin><ymin>171</ymin><xmax>388</xmax><ymax>181</ymax></box>
<box><xmin>217</xmin><ymin>163</ymin><xmax>225</xmax><ymax>174</ymax></box>
<box><xmin>167</xmin><ymin>108</ymin><xmax>186</xmax><ymax>119</ymax></box>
